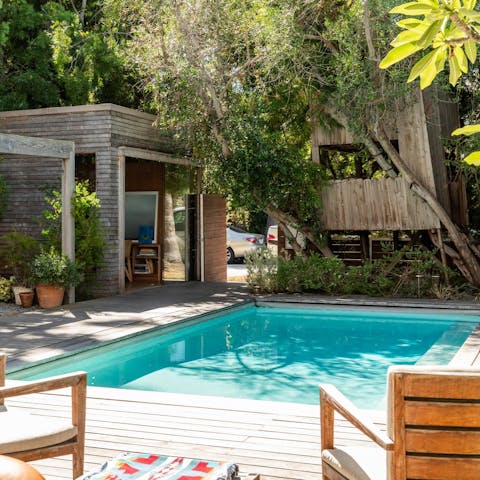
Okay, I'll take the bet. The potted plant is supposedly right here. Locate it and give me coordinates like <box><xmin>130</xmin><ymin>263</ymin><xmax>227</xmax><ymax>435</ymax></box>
<box><xmin>31</xmin><ymin>248</ymin><xmax>81</xmax><ymax>308</ymax></box>
<box><xmin>0</xmin><ymin>232</ymin><xmax>40</xmax><ymax>305</ymax></box>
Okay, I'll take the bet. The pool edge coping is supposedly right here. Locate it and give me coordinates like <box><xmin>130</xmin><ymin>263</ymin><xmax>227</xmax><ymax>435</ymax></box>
<box><xmin>6</xmin><ymin>300</ymin><xmax>255</xmax><ymax>376</ymax></box>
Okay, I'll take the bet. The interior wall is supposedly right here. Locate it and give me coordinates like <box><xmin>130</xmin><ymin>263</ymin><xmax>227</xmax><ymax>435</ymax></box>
<box><xmin>125</xmin><ymin>160</ymin><xmax>165</xmax><ymax>245</ymax></box>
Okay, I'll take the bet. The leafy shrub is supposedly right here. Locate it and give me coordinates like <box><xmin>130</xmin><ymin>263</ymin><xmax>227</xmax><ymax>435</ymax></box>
<box><xmin>0</xmin><ymin>232</ymin><xmax>41</xmax><ymax>286</ymax></box>
<box><xmin>40</xmin><ymin>180</ymin><xmax>105</xmax><ymax>299</ymax></box>
<box><xmin>31</xmin><ymin>247</ymin><xmax>82</xmax><ymax>288</ymax></box>
<box><xmin>245</xmin><ymin>248</ymin><xmax>278</xmax><ymax>293</ymax></box>
<box><xmin>343</xmin><ymin>263</ymin><xmax>394</xmax><ymax>296</ymax></box>
<box><xmin>0</xmin><ymin>276</ymin><xmax>13</xmax><ymax>302</ymax></box>
<box><xmin>247</xmin><ymin>245</ymin><xmax>466</xmax><ymax>298</ymax></box>
<box><xmin>299</xmin><ymin>255</ymin><xmax>345</xmax><ymax>293</ymax></box>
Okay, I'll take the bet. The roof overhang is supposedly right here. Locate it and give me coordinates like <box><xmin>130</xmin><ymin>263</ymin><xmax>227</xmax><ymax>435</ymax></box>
<box><xmin>117</xmin><ymin>146</ymin><xmax>196</xmax><ymax>167</ymax></box>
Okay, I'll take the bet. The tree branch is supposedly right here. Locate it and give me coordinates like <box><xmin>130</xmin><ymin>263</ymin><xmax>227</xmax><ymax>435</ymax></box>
<box><xmin>451</xmin><ymin>13</ymin><xmax>480</xmax><ymax>44</ymax></box>
<box><xmin>363</xmin><ymin>0</ymin><xmax>379</xmax><ymax>61</ymax></box>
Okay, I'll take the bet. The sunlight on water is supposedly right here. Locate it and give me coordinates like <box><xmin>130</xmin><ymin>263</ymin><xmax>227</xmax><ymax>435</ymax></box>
<box><xmin>10</xmin><ymin>306</ymin><xmax>478</xmax><ymax>409</ymax></box>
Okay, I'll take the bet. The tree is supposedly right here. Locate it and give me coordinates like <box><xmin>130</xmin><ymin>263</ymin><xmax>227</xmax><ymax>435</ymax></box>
<box><xmin>366</xmin><ymin>0</ymin><xmax>480</xmax><ymax>285</ymax></box>
<box><xmin>0</xmin><ymin>0</ymin><xmax>60</xmax><ymax>109</ymax></box>
<box><xmin>113</xmin><ymin>0</ymin><xmax>480</xmax><ymax>282</ymax></box>
<box><xmin>285</xmin><ymin>0</ymin><xmax>480</xmax><ymax>286</ymax></box>
<box><xmin>116</xmin><ymin>0</ymin><xmax>329</xmax><ymax>254</ymax></box>
<box><xmin>0</xmin><ymin>0</ymin><xmax>140</xmax><ymax>109</ymax></box>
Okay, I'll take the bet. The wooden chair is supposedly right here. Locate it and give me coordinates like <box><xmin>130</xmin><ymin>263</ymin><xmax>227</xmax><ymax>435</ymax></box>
<box><xmin>320</xmin><ymin>365</ymin><xmax>480</xmax><ymax>480</ymax></box>
<box><xmin>0</xmin><ymin>353</ymin><xmax>87</xmax><ymax>479</ymax></box>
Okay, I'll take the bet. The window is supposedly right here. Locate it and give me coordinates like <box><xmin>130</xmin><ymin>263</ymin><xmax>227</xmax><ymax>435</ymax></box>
<box><xmin>125</xmin><ymin>192</ymin><xmax>158</xmax><ymax>243</ymax></box>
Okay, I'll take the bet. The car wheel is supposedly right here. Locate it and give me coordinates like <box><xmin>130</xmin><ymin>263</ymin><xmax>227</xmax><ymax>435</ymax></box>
<box><xmin>227</xmin><ymin>247</ymin><xmax>235</xmax><ymax>264</ymax></box>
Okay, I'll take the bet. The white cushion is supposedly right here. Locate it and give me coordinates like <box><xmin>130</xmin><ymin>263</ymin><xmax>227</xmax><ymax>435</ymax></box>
<box><xmin>322</xmin><ymin>446</ymin><xmax>386</xmax><ymax>480</ymax></box>
<box><xmin>0</xmin><ymin>410</ymin><xmax>77</xmax><ymax>453</ymax></box>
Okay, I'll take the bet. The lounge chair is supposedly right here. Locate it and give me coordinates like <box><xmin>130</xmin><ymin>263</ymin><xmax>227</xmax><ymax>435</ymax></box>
<box><xmin>320</xmin><ymin>365</ymin><xmax>480</xmax><ymax>480</ymax></box>
<box><xmin>0</xmin><ymin>353</ymin><xmax>87</xmax><ymax>479</ymax></box>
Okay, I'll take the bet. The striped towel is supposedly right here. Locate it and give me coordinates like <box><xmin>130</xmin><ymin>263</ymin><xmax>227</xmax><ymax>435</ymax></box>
<box><xmin>79</xmin><ymin>452</ymin><xmax>240</xmax><ymax>480</ymax></box>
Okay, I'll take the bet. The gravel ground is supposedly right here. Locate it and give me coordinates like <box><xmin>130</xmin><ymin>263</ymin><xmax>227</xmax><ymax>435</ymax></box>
<box><xmin>0</xmin><ymin>302</ymin><xmax>26</xmax><ymax>315</ymax></box>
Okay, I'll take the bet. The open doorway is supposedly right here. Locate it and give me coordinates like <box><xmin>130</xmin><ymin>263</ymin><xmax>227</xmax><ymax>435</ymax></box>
<box><xmin>163</xmin><ymin>164</ymin><xmax>196</xmax><ymax>281</ymax></box>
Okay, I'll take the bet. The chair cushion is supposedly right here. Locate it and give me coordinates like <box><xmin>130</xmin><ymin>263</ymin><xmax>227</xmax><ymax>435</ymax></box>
<box><xmin>0</xmin><ymin>411</ymin><xmax>77</xmax><ymax>454</ymax></box>
<box><xmin>322</xmin><ymin>446</ymin><xmax>386</xmax><ymax>480</ymax></box>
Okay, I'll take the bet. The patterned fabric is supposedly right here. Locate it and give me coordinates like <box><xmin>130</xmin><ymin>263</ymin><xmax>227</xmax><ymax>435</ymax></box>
<box><xmin>79</xmin><ymin>453</ymin><xmax>240</xmax><ymax>480</ymax></box>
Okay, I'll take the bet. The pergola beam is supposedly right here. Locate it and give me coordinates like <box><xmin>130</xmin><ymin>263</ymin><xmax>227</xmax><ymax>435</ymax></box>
<box><xmin>0</xmin><ymin>132</ymin><xmax>73</xmax><ymax>158</ymax></box>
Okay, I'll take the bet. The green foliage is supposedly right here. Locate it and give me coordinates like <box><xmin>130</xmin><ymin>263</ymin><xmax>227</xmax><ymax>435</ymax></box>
<box><xmin>0</xmin><ymin>232</ymin><xmax>41</xmax><ymax>286</ymax></box>
<box><xmin>0</xmin><ymin>275</ymin><xmax>13</xmax><ymax>302</ymax></box>
<box><xmin>124</xmin><ymin>0</ymin><xmax>327</xmax><ymax>242</ymax></box>
<box><xmin>216</xmin><ymin>125</ymin><xmax>326</xmax><ymax>234</ymax></box>
<box><xmin>0</xmin><ymin>0</ymin><xmax>140</xmax><ymax>109</ymax></box>
<box><xmin>41</xmin><ymin>180</ymin><xmax>105</xmax><ymax>299</ymax></box>
<box><xmin>245</xmin><ymin>248</ymin><xmax>278</xmax><ymax>293</ymax></box>
<box><xmin>247</xmin><ymin>246</ymin><xmax>464</xmax><ymax>298</ymax></box>
<box><xmin>305</xmin><ymin>0</ymin><xmax>412</xmax><ymax>141</ymax></box>
<box><xmin>277</xmin><ymin>255</ymin><xmax>346</xmax><ymax>293</ymax></box>
<box><xmin>380</xmin><ymin>0</ymin><xmax>480</xmax><ymax>165</ymax></box>
<box><xmin>380</xmin><ymin>0</ymin><xmax>478</xmax><ymax>89</ymax></box>
<box><xmin>31</xmin><ymin>247</ymin><xmax>81</xmax><ymax>288</ymax></box>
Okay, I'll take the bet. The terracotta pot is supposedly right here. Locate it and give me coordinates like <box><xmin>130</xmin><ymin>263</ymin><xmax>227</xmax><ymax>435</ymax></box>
<box><xmin>12</xmin><ymin>286</ymin><xmax>33</xmax><ymax>306</ymax></box>
<box><xmin>19</xmin><ymin>291</ymin><xmax>35</xmax><ymax>308</ymax></box>
<box><xmin>36</xmin><ymin>284</ymin><xmax>65</xmax><ymax>309</ymax></box>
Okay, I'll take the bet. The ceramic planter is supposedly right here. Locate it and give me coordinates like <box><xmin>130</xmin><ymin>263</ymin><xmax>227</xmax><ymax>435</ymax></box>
<box><xmin>36</xmin><ymin>284</ymin><xmax>65</xmax><ymax>309</ymax></box>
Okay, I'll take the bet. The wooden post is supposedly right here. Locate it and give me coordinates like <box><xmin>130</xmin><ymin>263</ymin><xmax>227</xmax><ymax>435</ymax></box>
<box><xmin>118</xmin><ymin>153</ymin><xmax>126</xmax><ymax>293</ymax></box>
<box><xmin>0</xmin><ymin>353</ymin><xmax>5</xmax><ymax>407</ymax></box>
<box><xmin>62</xmin><ymin>149</ymin><xmax>76</xmax><ymax>304</ymax></box>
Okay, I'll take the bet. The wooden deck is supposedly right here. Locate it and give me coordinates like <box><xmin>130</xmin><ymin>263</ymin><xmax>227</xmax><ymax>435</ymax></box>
<box><xmin>10</xmin><ymin>386</ymin><xmax>384</xmax><ymax>480</ymax></box>
<box><xmin>3</xmin><ymin>285</ymin><xmax>480</xmax><ymax>479</ymax></box>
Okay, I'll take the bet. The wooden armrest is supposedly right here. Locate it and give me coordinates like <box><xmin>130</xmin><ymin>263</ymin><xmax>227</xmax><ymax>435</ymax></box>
<box><xmin>0</xmin><ymin>353</ymin><xmax>6</xmax><ymax>386</ymax></box>
<box><xmin>0</xmin><ymin>371</ymin><xmax>87</xmax><ymax>399</ymax></box>
<box><xmin>320</xmin><ymin>383</ymin><xmax>393</xmax><ymax>451</ymax></box>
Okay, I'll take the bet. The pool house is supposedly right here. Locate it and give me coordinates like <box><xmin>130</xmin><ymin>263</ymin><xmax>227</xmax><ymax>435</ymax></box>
<box><xmin>0</xmin><ymin>104</ymin><xmax>227</xmax><ymax>299</ymax></box>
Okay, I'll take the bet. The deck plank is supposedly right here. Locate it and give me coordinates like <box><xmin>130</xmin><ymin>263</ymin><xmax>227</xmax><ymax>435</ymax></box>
<box><xmin>8</xmin><ymin>387</ymin><xmax>384</xmax><ymax>480</ymax></box>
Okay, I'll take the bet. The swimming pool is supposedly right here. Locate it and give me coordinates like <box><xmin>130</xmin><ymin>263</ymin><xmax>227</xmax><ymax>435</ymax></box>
<box><xmin>9</xmin><ymin>304</ymin><xmax>478</xmax><ymax>409</ymax></box>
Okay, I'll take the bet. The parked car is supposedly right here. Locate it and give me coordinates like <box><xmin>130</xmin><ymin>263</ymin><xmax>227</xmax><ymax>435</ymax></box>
<box><xmin>227</xmin><ymin>226</ymin><xmax>265</xmax><ymax>264</ymax></box>
<box><xmin>266</xmin><ymin>224</ymin><xmax>306</xmax><ymax>255</ymax></box>
<box><xmin>266</xmin><ymin>225</ymin><xmax>278</xmax><ymax>255</ymax></box>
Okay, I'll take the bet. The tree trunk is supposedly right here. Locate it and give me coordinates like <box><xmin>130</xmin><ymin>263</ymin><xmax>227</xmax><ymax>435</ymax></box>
<box><xmin>163</xmin><ymin>192</ymin><xmax>183</xmax><ymax>263</ymax></box>
<box><xmin>374</xmin><ymin>126</ymin><xmax>480</xmax><ymax>286</ymax></box>
<box><xmin>265</xmin><ymin>205</ymin><xmax>334</xmax><ymax>258</ymax></box>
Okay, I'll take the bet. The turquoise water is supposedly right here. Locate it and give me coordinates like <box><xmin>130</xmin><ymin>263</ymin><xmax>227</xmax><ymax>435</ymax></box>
<box><xmin>9</xmin><ymin>305</ymin><xmax>478</xmax><ymax>409</ymax></box>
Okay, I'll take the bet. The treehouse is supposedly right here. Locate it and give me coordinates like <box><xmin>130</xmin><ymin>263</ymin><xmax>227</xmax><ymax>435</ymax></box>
<box><xmin>310</xmin><ymin>88</ymin><xmax>468</xmax><ymax>263</ymax></box>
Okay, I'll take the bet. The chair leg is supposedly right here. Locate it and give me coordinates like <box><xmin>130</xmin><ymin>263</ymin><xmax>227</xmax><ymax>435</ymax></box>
<box><xmin>73</xmin><ymin>449</ymin><xmax>84</xmax><ymax>479</ymax></box>
<box><xmin>125</xmin><ymin>257</ymin><xmax>133</xmax><ymax>282</ymax></box>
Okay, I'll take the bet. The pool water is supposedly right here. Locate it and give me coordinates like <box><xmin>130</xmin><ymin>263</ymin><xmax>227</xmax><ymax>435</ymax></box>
<box><xmin>9</xmin><ymin>305</ymin><xmax>478</xmax><ymax>409</ymax></box>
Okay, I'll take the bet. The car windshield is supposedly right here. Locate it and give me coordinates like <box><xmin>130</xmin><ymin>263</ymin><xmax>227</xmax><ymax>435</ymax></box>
<box><xmin>228</xmin><ymin>225</ymin><xmax>248</xmax><ymax>233</ymax></box>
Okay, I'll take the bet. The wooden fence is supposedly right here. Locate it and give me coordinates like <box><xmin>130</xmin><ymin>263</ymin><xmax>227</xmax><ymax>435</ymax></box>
<box><xmin>320</xmin><ymin>177</ymin><xmax>441</xmax><ymax>231</ymax></box>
